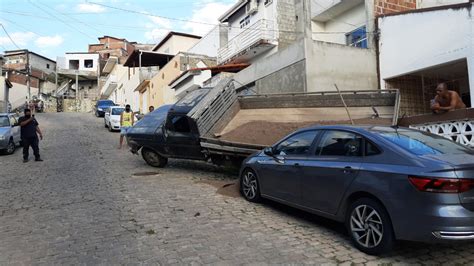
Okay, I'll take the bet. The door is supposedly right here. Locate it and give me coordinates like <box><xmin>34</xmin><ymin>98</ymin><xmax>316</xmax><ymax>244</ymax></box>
<box><xmin>257</xmin><ymin>130</ymin><xmax>319</xmax><ymax>205</ymax></box>
<box><xmin>300</xmin><ymin>130</ymin><xmax>363</xmax><ymax>214</ymax></box>
<box><xmin>9</xmin><ymin>115</ymin><xmax>20</xmax><ymax>144</ymax></box>
<box><xmin>164</xmin><ymin>114</ymin><xmax>203</xmax><ymax>159</ymax></box>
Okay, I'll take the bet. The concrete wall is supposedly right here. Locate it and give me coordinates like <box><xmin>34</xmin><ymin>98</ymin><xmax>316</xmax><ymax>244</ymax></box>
<box><xmin>63</xmin><ymin>98</ymin><xmax>94</xmax><ymax>113</ymax></box>
<box><xmin>0</xmin><ymin>82</ymin><xmax>39</xmax><ymax>110</ymax></box>
<box><xmin>149</xmin><ymin>56</ymin><xmax>182</xmax><ymax>107</ymax></box>
<box><xmin>155</xmin><ymin>35</ymin><xmax>200</xmax><ymax>55</ymax></box>
<box><xmin>188</xmin><ymin>26</ymin><xmax>223</xmax><ymax>57</ymax></box>
<box><xmin>312</xmin><ymin>3</ymin><xmax>366</xmax><ymax>45</ymax></box>
<box><xmin>29</xmin><ymin>54</ymin><xmax>56</xmax><ymax>75</ymax></box>
<box><xmin>57</xmin><ymin>53</ymin><xmax>100</xmax><ymax>73</ymax></box>
<box><xmin>234</xmin><ymin>38</ymin><xmax>306</xmax><ymax>89</ymax></box>
<box><xmin>378</xmin><ymin>6</ymin><xmax>472</xmax><ymax>83</ymax></box>
<box><xmin>305</xmin><ymin>39</ymin><xmax>378</xmax><ymax>92</ymax></box>
<box><xmin>417</xmin><ymin>0</ymin><xmax>468</xmax><ymax>8</ymax></box>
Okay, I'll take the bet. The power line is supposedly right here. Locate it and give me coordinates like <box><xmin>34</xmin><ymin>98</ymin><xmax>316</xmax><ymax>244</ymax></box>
<box><xmin>38</xmin><ymin>1</ymin><xmax>104</xmax><ymax>36</ymax></box>
<box><xmin>0</xmin><ymin>23</ymin><xmax>21</xmax><ymax>49</ymax></box>
<box><xmin>28</xmin><ymin>0</ymin><xmax>96</xmax><ymax>40</ymax></box>
<box><xmin>1</xmin><ymin>17</ymin><xmax>45</xmax><ymax>37</ymax></box>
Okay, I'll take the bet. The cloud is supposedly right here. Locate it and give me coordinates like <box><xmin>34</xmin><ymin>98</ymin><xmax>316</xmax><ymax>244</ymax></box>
<box><xmin>183</xmin><ymin>0</ymin><xmax>234</xmax><ymax>35</ymax></box>
<box><xmin>76</xmin><ymin>3</ymin><xmax>106</xmax><ymax>13</ymax></box>
<box><xmin>0</xmin><ymin>31</ymin><xmax>35</xmax><ymax>47</ymax></box>
<box><xmin>35</xmin><ymin>35</ymin><xmax>64</xmax><ymax>48</ymax></box>
<box><xmin>144</xmin><ymin>15</ymin><xmax>173</xmax><ymax>42</ymax></box>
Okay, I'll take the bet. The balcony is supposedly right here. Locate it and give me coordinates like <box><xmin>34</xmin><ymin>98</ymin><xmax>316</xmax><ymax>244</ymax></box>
<box><xmin>218</xmin><ymin>19</ymin><xmax>277</xmax><ymax>64</ymax></box>
<box><xmin>311</xmin><ymin>0</ymin><xmax>363</xmax><ymax>22</ymax></box>
<box><xmin>100</xmin><ymin>74</ymin><xmax>117</xmax><ymax>98</ymax></box>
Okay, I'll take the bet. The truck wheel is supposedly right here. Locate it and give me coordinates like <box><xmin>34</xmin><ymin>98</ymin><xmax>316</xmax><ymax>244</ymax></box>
<box><xmin>142</xmin><ymin>148</ymin><xmax>168</xmax><ymax>168</ymax></box>
<box><xmin>5</xmin><ymin>139</ymin><xmax>15</xmax><ymax>155</ymax></box>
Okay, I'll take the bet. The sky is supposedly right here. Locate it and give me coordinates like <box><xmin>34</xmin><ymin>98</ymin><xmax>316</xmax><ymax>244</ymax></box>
<box><xmin>0</xmin><ymin>0</ymin><xmax>236</xmax><ymax>60</ymax></box>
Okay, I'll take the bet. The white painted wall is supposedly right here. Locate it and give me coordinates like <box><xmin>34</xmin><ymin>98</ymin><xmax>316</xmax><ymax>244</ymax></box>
<box><xmin>378</xmin><ymin>6</ymin><xmax>473</xmax><ymax>104</ymax></box>
<box><xmin>417</xmin><ymin>0</ymin><xmax>468</xmax><ymax>8</ymax></box>
<box><xmin>155</xmin><ymin>35</ymin><xmax>200</xmax><ymax>55</ymax></box>
<box><xmin>29</xmin><ymin>54</ymin><xmax>56</xmax><ymax>75</ymax></box>
<box><xmin>0</xmin><ymin>82</ymin><xmax>39</xmax><ymax>110</ymax></box>
<box><xmin>312</xmin><ymin>3</ymin><xmax>366</xmax><ymax>45</ymax></box>
<box><xmin>188</xmin><ymin>26</ymin><xmax>221</xmax><ymax>57</ymax></box>
<box><xmin>57</xmin><ymin>53</ymin><xmax>100</xmax><ymax>73</ymax></box>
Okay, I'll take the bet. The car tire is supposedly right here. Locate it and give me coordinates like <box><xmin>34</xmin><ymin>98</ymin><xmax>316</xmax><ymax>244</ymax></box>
<box><xmin>346</xmin><ymin>198</ymin><xmax>394</xmax><ymax>255</ymax></box>
<box><xmin>142</xmin><ymin>148</ymin><xmax>168</xmax><ymax>168</ymax></box>
<box><xmin>240</xmin><ymin>168</ymin><xmax>261</xmax><ymax>202</ymax></box>
<box><xmin>5</xmin><ymin>139</ymin><xmax>15</xmax><ymax>155</ymax></box>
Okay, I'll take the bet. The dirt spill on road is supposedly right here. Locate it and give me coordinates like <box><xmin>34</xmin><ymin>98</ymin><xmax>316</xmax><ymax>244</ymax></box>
<box><xmin>197</xmin><ymin>180</ymin><xmax>240</xmax><ymax>198</ymax></box>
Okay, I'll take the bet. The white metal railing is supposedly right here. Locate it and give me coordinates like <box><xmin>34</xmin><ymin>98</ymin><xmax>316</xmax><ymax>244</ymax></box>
<box><xmin>218</xmin><ymin>19</ymin><xmax>277</xmax><ymax>63</ymax></box>
<box><xmin>410</xmin><ymin>120</ymin><xmax>474</xmax><ymax>147</ymax></box>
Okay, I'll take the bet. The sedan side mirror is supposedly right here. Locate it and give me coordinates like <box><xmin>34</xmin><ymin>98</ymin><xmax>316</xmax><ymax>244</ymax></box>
<box><xmin>263</xmin><ymin>147</ymin><xmax>274</xmax><ymax>156</ymax></box>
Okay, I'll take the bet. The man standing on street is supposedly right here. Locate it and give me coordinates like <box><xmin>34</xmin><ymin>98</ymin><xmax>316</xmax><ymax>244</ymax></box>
<box><xmin>18</xmin><ymin>108</ymin><xmax>43</xmax><ymax>162</ymax></box>
<box><xmin>119</xmin><ymin>104</ymin><xmax>134</xmax><ymax>149</ymax></box>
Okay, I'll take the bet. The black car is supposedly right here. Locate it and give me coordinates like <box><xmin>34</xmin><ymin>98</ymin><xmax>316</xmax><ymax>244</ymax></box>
<box><xmin>95</xmin><ymin>100</ymin><xmax>116</xmax><ymax>117</ymax></box>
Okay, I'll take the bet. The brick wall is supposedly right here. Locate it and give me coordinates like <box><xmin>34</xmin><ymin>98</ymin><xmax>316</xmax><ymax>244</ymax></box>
<box><xmin>374</xmin><ymin>0</ymin><xmax>416</xmax><ymax>16</ymax></box>
<box><xmin>8</xmin><ymin>72</ymin><xmax>40</xmax><ymax>88</ymax></box>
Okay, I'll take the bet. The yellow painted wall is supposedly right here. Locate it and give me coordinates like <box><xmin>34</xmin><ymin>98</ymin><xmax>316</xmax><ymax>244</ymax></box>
<box><xmin>149</xmin><ymin>56</ymin><xmax>181</xmax><ymax>108</ymax></box>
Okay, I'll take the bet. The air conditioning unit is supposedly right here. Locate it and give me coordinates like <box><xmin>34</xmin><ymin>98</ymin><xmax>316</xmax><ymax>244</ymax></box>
<box><xmin>246</xmin><ymin>0</ymin><xmax>258</xmax><ymax>14</ymax></box>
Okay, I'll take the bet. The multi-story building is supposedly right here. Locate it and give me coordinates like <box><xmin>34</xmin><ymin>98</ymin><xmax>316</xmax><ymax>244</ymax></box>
<box><xmin>88</xmin><ymin>36</ymin><xmax>137</xmax><ymax>63</ymax></box>
<box><xmin>56</xmin><ymin>52</ymin><xmax>100</xmax><ymax>99</ymax></box>
<box><xmin>217</xmin><ymin>0</ymin><xmax>422</xmax><ymax>94</ymax></box>
<box><xmin>151</xmin><ymin>31</ymin><xmax>201</xmax><ymax>55</ymax></box>
<box><xmin>1</xmin><ymin>50</ymin><xmax>56</xmax><ymax>109</ymax></box>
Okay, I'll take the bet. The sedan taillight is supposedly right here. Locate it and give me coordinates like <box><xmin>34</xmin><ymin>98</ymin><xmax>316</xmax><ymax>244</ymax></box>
<box><xmin>409</xmin><ymin>176</ymin><xmax>474</xmax><ymax>193</ymax></box>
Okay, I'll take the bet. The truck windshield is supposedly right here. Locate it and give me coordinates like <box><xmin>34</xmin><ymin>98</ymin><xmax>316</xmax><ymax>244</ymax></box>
<box><xmin>134</xmin><ymin>105</ymin><xmax>172</xmax><ymax>128</ymax></box>
<box><xmin>377</xmin><ymin>129</ymin><xmax>473</xmax><ymax>155</ymax></box>
<box><xmin>0</xmin><ymin>116</ymin><xmax>9</xmax><ymax>127</ymax></box>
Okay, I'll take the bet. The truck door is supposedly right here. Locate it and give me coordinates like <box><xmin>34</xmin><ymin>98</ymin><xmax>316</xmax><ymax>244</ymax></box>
<box><xmin>164</xmin><ymin>114</ymin><xmax>203</xmax><ymax>159</ymax></box>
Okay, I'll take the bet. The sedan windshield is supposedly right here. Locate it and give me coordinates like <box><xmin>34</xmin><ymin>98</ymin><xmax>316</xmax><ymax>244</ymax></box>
<box><xmin>378</xmin><ymin>129</ymin><xmax>473</xmax><ymax>155</ymax></box>
<box><xmin>112</xmin><ymin>108</ymin><xmax>124</xmax><ymax>115</ymax></box>
<box><xmin>0</xmin><ymin>116</ymin><xmax>9</xmax><ymax>127</ymax></box>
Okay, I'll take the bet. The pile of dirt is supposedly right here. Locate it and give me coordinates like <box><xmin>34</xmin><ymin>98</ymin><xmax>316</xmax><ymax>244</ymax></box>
<box><xmin>218</xmin><ymin>118</ymin><xmax>392</xmax><ymax>146</ymax></box>
<box><xmin>198</xmin><ymin>180</ymin><xmax>240</xmax><ymax>198</ymax></box>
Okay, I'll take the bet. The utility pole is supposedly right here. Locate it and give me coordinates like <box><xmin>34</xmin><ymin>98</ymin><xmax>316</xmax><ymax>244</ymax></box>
<box><xmin>75</xmin><ymin>72</ymin><xmax>79</xmax><ymax>112</ymax></box>
<box><xmin>26</xmin><ymin>50</ymin><xmax>31</xmax><ymax>100</ymax></box>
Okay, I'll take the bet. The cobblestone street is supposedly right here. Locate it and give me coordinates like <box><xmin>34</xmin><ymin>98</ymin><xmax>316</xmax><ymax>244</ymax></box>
<box><xmin>0</xmin><ymin>113</ymin><xmax>474</xmax><ymax>265</ymax></box>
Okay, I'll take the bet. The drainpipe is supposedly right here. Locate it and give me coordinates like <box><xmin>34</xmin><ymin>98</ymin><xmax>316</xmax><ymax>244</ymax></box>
<box><xmin>26</xmin><ymin>51</ymin><xmax>31</xmax><ymax>100</ymax></box>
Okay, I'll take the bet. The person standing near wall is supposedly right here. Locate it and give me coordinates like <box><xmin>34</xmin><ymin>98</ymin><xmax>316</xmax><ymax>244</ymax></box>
<box><xmin>430</xmin><ymin>83</ymin><xmax>466</xmax><ymax>113</ymax></box>
<box><xmin>119</xmin><ymin>104</ymin><xmax>134</xmax><ymax>149</ymax></box>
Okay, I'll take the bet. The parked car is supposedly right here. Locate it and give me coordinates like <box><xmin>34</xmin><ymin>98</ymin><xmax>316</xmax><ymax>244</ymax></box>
<box><xmin>0</xmin><ymin>113</ymin><xmax>21</xmax><ymax>155</ymax></box>
<box><xmin>104</xmin><ymin>106</ymin><xmax>125</xmax><ymax>132</ymax></box>
<box><xmin>95</xmin><ymin>100</ymin><xmax>116</xmax><ymax>117</ymax></box>
<box><xmin>240</xmin><ymin>125</ymin><xmax>474</xmax><ymax>255</ymax></box>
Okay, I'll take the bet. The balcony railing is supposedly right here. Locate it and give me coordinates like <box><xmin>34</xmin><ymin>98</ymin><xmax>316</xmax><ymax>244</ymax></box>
<box><xmin>410</xmin><ymin>119</ymin><xmax>474</xmax><ymax>147</ymax></box>
<box><xmin>218</xmin><ymin>19</ymin><xmax>277</xmax><ymax>64</ymax></box>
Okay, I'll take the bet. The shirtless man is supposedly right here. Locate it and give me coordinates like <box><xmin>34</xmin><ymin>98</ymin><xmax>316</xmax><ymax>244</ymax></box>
<box><xmin>430</xmin><ymin>83</ymin><xmax>466</xmax><ymax>113</ymax></box>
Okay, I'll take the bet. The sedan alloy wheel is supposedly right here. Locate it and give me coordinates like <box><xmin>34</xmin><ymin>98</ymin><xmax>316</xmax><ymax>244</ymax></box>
<box><xmin>5</xmin><ymin>139</ymin><xmax>15</xmax><ymax>155</ymax></box>
<box><xmin>240</xmin><ymin>169</ymin><xmax>261</xmax><ymax>202</ymax></box>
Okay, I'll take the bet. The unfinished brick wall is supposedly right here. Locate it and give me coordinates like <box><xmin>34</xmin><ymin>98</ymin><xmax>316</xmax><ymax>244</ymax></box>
<box><xmin>375</xmin><ymin>0</ymin><xmax>416</xmax><ymax>16</ymax></box>
<box><xmin>8</xmin><ymin>72</ymin><xmax>40</xmax><ymax>88</ymax></box>
<box><xmin>277</xmin><ymin>0</ymin><xmax>298</xmax><ymax>49</ymax></box>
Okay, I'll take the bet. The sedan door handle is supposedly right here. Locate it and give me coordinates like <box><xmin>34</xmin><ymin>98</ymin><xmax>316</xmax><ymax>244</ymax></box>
<box><xmin>342</xmin><ymin>166</ymin><xmax>353</xmax><ymax>174</ymax></box>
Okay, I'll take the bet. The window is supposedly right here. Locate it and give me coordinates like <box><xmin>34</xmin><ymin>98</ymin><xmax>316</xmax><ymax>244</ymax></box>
<box><xmin>377</xmin><ymin>129</ymin><xmax>474</xmax><ymax>155</ymax></box>
<box><xmin>84</xmin><ymin>59</ymin><xmax>94</xmax><ymax>68</ymax></box>
<box><xmin>46</xmin><ymin>64</ymin><xmax>50</xmax><ymax>69</ymax></box>
<box><xmin>168</xmin><ymin>115</ymin><xmax>191</xmax><ymax>133</ymax></box>
<box><xmin>69</xmin><ymin>60</ymin><xmax>79</xmax><ymax>70</ymax></box>
<box><xmin>346</xmin><ymin>26</ymin><xmax>367</xmax><ymax>49</ymax></box>
<box><xmin>365</xmin><ymin>141</ymin><xmax>381</xmax><ymax>156</ymax></box>
<box><xmin>0</xmin><ymin>116</ymin><xmax>10</xmax><ymax>127</ymax></box>
<box><xmin>240</xmin><ymin>16</ymin><xmax>251</xmax><ymax>28</ymax></box>
<box><xmin>112</xmin><ymin>108</ymin><xmax>124</xmax><ymax>115</ymax></box>
<box><xmin>317</xmin><ymin>131</ymin><xmax>363</xmax><ymax>157</ymax></box>
<box><xmin>274</xmin><ymin>131</ymin><xmax>318</xmax><ymax>156</ymax></box>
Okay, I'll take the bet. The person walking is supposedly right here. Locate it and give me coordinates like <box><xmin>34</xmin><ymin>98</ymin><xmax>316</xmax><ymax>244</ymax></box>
<box><xmin>119</xmin><ymin>104</ymin><xmax>134</xmax><ymax>149</ymax></box>
<box><xmin>18</xmin><ymin>108</ymin><xmax>43</xmax><ymax>162</ymax></box>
